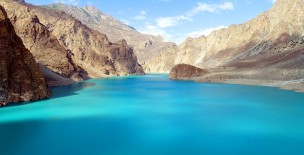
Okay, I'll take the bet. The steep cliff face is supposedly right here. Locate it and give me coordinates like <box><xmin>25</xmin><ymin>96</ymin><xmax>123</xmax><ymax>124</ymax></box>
<box><xmin>146</xmin><ymin>0</ymin><xmax>304</xmax><ymax>72</ymax></box>
<box><xmin>146</xmin><ymin>0</ymin><xmax>304</xmax><ymax>91</ymax></box>
<box><xmin>144</xmin><ymin>36</ymin><xmax>206</xmax><ymax>73</ymax></box>
<box><xmin>0</xmin><ymin>5</ymin><xmax>50</xmax><ymax>106</ymax></box>
<box><xmin>1</xmin><ymin>0</ymin><xmax>144</xmax><ymax>86</ymax></box>
<box><xmin>0</xmin><ymin>0</ymin><xmax>85</xmax><ymax>86</ymax></box>
<box><xmin>28</xmin><ymin>4</ymin><xmax>144</xmax><ymax>77</ymax></box>
<box><xmin>43</xmin><ymin>4</ymin><xmax>175</xmax><ymax>63</ymax></box>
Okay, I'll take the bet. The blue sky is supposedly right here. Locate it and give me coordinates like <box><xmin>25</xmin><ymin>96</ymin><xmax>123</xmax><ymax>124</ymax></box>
<box><xmin>25</xmin><ymin>0</ymin><xmax>276</xmax><ymax>43</ymax></box>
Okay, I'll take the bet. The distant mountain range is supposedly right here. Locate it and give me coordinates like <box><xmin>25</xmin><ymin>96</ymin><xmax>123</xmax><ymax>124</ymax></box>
<box><xmin>145</xmin><ymin>0</ymin><xmax>304</xmax><ymax>92</ymax></box>
<box><xmin>42</xmin><ymin>4</ymin><xmax>175</xmax><ymax>63</ymax></box>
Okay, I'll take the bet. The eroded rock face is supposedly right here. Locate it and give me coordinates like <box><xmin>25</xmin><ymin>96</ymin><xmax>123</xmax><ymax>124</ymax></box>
<box><xmin>28</xmin><ymin>3</ymin><xmax>144</xmax><ymax>77</ymax></box>
<box><xmin>0</xmin><ymin>5</ymin><xmax>50</xmax><ymax>106</ymax></box>
<box><xmin>145</xmin><ymin>0</ymin><xmax>304</xmax><ymax>73</ymax></box>
<box><xmin>13</xmin><ymin>0</ymin><xmax>25</xmax><ymax>3</ymax></box>
<box><xmin>0</xmin><ymin>0</ymin><xmax>86</xmax><ymax>86</ymax></box>
<box><xmin>0</xmin><ymin>0</ymin><xmax>144</xmax><ymax>86</ymax></box>
<box><xmin>169</xmin><ymin>64</ymin><xmax>209</xmax><ymax>80</ymax></box>
<box><xmin>146</xmin><ymin>0</ymin><xmax>304</xmax><ymax>91</ymax></box>
<box><xmin>43</xmin><ymin>4</ymin><xmax>175</xmax><ymax>63</ymax></box>
<box><xmin>145</xmin><ymin>0</ymin><xmax>304</xmax><ymax>91</ymax></box>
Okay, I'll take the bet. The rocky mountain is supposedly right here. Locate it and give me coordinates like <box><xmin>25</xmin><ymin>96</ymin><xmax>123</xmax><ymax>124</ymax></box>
<box><xmin>0</xmin><ymin>0</ymin><xmax>85</xmax><ymax>86</ymax></box>
<box><xmin>42</xmin><ymin>4</ymin><xmax>175</xmax><ymax>63</ymax></box>
<box><xmin>144</xmin><ymin>36</ymin><xmax>206</xmax><ymax>73</ymax></box>
<box><xmin>0</xmin><ymin>5</ymin><xmax>50</xmax><ymax>106</ymax></box>
<box><xmin>1</xmin><ymin>0</ymin><xmax>144</xmax><ymax>86</ymax></box>
<box><xmin>145</xmin><ymin>0</ymin><xmax>304</xmax><ymax>91</ymax></box>
<box><xmin>169</xmin><ymin>64</ymin><xmax>209</xmax><ymax>80</ymax></box>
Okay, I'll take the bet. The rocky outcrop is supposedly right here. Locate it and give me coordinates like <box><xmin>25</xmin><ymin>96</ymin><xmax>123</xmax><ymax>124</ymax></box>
<box><xmin>13</xmin><ymin>0</ymin><xmax>25</xmax><ymax>3</ymax></box>
<box><xmin>144</xmin><ymin>36</ymin><xmax>206</xmax><ymax>73</ymax></box>
<box><xmin>146</xmin><ymin>0</ymin><xmax>304</xmax><ymax>91</ymax></box>
<box><xmin>43</xmin><ymin>4</ymin><xmax>175</xmax><ymax>63</ymax></box>
<box><xmin>0</xmin><ymin>5</ymin><xmax>50</xmax><ymax>106</ymax></box>
<box><xmin>169</xmin><ymin>64</ymin><xmax>209</xmax><ymax>80</ymax></box>
<box><xmin>146</xmin><ymin>0</ymin><xmax>304</xmax><ymax>71</ymax></box>
<box><xmin>143</xmin><ymin>45</ymin><xmax>178</xmax><ymax>73</ymax></box>
<box><xmin>0</xmin><ymin>0</ymin><xmax>85</xmax><ymax>86</ymax></box>
<box><xmin>28</xmin><ymin>3</ymin><xmax>144</xmax><ymax>77</ymax></box>
<box><xmin>1</xmin><ymin>0</ymin><xmax>144</xmax><ymax>86</ymax></box>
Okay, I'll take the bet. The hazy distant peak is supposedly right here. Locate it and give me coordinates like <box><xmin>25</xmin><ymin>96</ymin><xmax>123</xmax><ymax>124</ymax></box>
<box><xmin>83</xmin><ymin>5</ymin><xmax>100</xmax><ymax>13</ymax></box>
<box><xmin>43</xmin><ymin>2</ymin><xmax>174</xmax><ymax>63</ymax></box>
<box><xmin>13</xmin><ymin>0</ymin><xmax>25</xmax><ymax>3</ymax></box>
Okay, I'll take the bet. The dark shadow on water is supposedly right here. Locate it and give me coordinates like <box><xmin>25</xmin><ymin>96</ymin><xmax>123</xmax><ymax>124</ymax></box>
<box><xmin>50</xmin><ymin>81</ymin><xmax>96</xmax><ymax>99</ymax></box>
<box><xmin>1</xmin><ymin>81</ymin><xmax>96</xmax><ymax>108</ymax></box>
<box><xmin>0</xmin><ymin>117</ymin><xmax>137</xmax><ymax>155</ymax></box>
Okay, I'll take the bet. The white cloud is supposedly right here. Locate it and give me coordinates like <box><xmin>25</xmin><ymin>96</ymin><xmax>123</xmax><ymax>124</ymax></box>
<box><xmin>121</xmin><ymin>19</ymin><xmax>131</xmax><ymax>25</ymax></box>
<box><xmin>269</xmin><ymin>0</ymin><xmax>276</xmax><ymax>3</ymax></box>
<box><xmin>217</xmin><ymin>2</ymin><xmax>234</xmax><ymax>10</ymax></box>
<box><xmin>186</xmin><ymin>25</ymin><xmax>227</xmax><ymax>38</ymax></box>
<box><xmin>54</xmin><ymin>0</ymin><xmax>79</xmax><ymax>5</ymax></box>
<box><xmin>136</xmin><ymin>2</ymin><xmax>233</xmax><ymax>43</ymax></box>
<box><xmin>139</xmin><ymin>24</ymin><xmax>173</xmax><ymax>42</ymax></box>
<box><xmin>189</xmin><ymin>2</ymin><xmax>234</xmax><ymax>14</ymax></box>
<box><xmin>156</xmin><ymin>16</ymin><xmax>191</xmax><ymax>28</ymax></box>
<box><xmin>86</xmin><ymin>1</ymin><xmax>94</xmax><ymax>5</ymax></box>
<box><xmin>156</xmin><ymin>2</ymin><xmax>234</xmax><ymax>28</ymax></box>
<box><xmin>133</xmin><ymin>11</ymin><xmax>147</xmax><ymax>20</ymax></box>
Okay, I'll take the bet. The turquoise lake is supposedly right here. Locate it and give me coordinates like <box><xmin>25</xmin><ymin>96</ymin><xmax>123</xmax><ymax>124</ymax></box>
<box><xmin>1</xmin><ymin>74</ymin><xmax>304</xmax><ymax>155</ymax></box>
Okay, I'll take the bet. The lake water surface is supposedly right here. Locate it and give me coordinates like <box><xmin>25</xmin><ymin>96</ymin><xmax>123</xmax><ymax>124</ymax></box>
<box><xmin>1</xmin><ymin>74</ymin><xmax>304</xmax><ymax>155</ymax></box>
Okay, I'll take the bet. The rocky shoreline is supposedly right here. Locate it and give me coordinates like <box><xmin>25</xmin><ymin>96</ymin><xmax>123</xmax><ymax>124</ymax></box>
<box><xmin>169</xmin><ymin>65</ymin><xmax>304</xmax><ymax>93</ymax></box>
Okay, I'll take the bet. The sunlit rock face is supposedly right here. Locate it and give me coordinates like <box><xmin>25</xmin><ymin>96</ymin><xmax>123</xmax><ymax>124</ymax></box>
<box><xmin>43</xmin><ymin>3</ymin><xmax>175</xmax><ymax>64</ymax></box>
<box><xmin>146</xmin><ymin>0</ymin><xmax>304</xmax><ymax>91</ymax></box>
<box><xmin>0</xmin><ymin>5</ymin><xmax>50</xmax><ymax>106</ymax></box>
<box><xmin>146</xmin><ymin>0</ymin><xmax>304</xmax><ymax>72</ymax></box>
<box><xmin>0</xmin><ymin>0</ymin><xmax>144</xmax><ymax>86</ymax></box>
<box><xmin>1</xmin><ymin>0</ymin><xmax>85</xmax><ymax>86</ymax></box>
<box><xmin>30</xmin><ymin>2</ymin><xmax>145</xmax><ymax>77</ymax></box>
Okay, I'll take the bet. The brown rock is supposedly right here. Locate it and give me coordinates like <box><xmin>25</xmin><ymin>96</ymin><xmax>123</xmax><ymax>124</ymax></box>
<box><xmin>146</xmin><ymin>0</ymin><xmax>304</xmax><ymax>72</ymax></box>
<box><xmin>28</xmin><ymin>3</ymin><xmax>144</xmax><ymax>77</ymax></box>
<box><xmin>14</xmin><ymin>0</ymin><xmax>25</xmax><ymax>3</ymax></box>
<box><xmin>0</xmin><ymin>0</ymin><xmax>144</xmax><ymax>86</ymax></box>
<box><xmin>0</xmin><ymin>0</ymin><xmax>87</xmax><ymax>86</ymax></box>
<box><xmin>43</xmin><ymin>4</ymin><xmax>175</xmax><ymax>63</ymax></box>
<box><xmin>147</xmin><ymin>0</ymin><xmax>304</xmax><ymax>91</ymax></box>
<box><xmin>169</xmin><ymin>64</ymin><xmax>209</xmax><ymax>80</ymax></box>
<box><xmin>0</xmin><ymin>5</ymin><xmax>50</xmax><ymax>106</ymax></box>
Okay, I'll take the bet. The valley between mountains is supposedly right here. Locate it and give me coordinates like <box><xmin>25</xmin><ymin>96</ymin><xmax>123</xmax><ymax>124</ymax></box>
<box><xmin>0</xmin><ymin>0</ymin><xmax>304</xmax><ymax>105</ymax></box>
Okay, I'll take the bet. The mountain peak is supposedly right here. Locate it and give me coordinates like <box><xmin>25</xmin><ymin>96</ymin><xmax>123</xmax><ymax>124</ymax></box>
<box><xmin>272</xmin><ymin>0</ymin><xmax>304</xmax><ymax>9</ymax></box>
<box><xmin>83</xmin><ymin>5</ymin><xmax>100</xmax><ymax>14</ymax></box>
<box><xmin>275</xmin><ymin>0</ymin><xmax>303</xmax><ymax>4</ymax></box>
<box><xmin>267</xmin><ymin>0</ymin><xmax>304</xmax><ymax>20</ymax></box>
<box><xmin>13</xmin><ymin>0</ymin><xmax>25</xmax><ymax>3</ymax></box>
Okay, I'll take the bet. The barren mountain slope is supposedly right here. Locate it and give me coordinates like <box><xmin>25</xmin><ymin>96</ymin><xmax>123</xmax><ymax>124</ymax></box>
<box><xmin>29</xmin><ymin>4</ymin><xmax>144</xmax><ymax>77</ymax></box>
<box><xmin>0</xmin><ymin>5</ymin><xmax>49</xmax><ymax>106</ymax></box>
<box><xmin>0</xmin><ymin>0</ymin><xmax>85</xmax><ymax>86</ymax></box>
<box><xmin>2</xmin><ymin>0</ymin><xmax>144</xmax><ymax>86</ymax></box>
<box><xmin>145</xmin><ymin>0</ymin><xmax>304</xmax><ymax>73</ymax></box>
<box><xmin>43</xmin><ymin>4</ymin><xmax>175</xmax><ymax>63</ymax></box>
<box><xmin>146</xmin><ymin>0</ymin><xmax>304</xmax><ymax>91</ymax></box>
